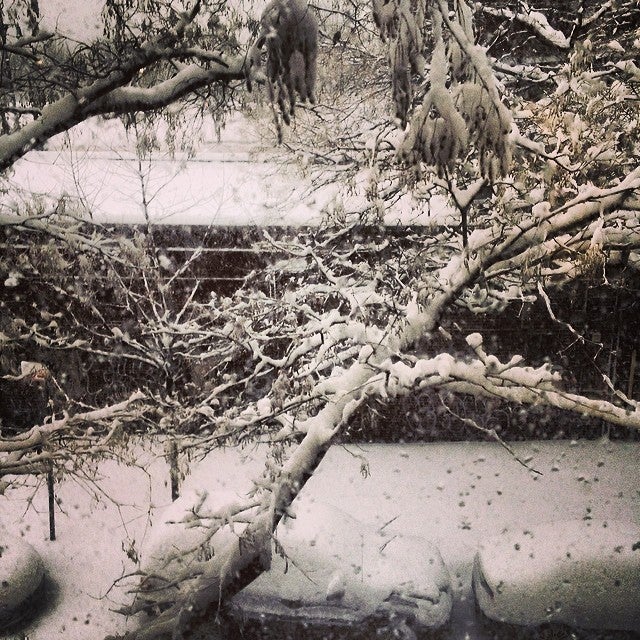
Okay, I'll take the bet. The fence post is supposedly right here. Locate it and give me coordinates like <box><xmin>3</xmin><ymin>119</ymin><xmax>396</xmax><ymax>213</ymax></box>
<box><xmin>47</xmin><ymin>463</ymin><xmax>56</xmax><ymax>541</ymax></box>
<box><xmin>167</xmin><ymin>439</ymin><xmax>180</xmax><ymax>501</ymax></box>
<box><xmin>628</xmin><ymin>348</ymin><xmax>637</xmax><ymax>399</ymax></box>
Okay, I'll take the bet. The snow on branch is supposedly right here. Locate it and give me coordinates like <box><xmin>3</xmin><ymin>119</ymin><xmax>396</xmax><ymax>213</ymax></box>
<box><xmin>459</xmin><ymin>335</ymin><xmax>640</xmax><ymax>429</ymax></box>
<box><xmin>84</xmin><ymin>62</ymin><xmax>245</xmax><ymax>117</ymax></box>
<box><xmin>481</xmin><ymin>168</ymin><xmax>640</xmax><ymax>287</ymax></box>
<box><xmin>121</xmin><ymin>493</ymin><xmax>264</xmax><ymax>616</ymax></box>
<box><xmin>154</xmin><ymin>272</ymin><xmax>640</xmax><ymax>637</ymax></box>
<box><xmin>243</xmin><ymin>171</ymin><xmax>640</xmax><ymax>448</ymax></box>
<box><xmin>0</xmin><ymin>391</ymin><xmax>146</xmax><ymax>482</ymax></box>
<box><xmin>369</xmin><ymin>334</ymin><xmax>640</xmax><ymax>432</ymax></box>
<box><xmin>479</xmin><ymin>4</ymin><xmax>570</xmax><ymax>49</ymax></box>
<box><xmin>373</xmin><ymin>0</ymin><xmax>426</xmax><ymax>126</ymax></box>
<box><xmin>0</xmin><ymin>6</ymin><xmax>245</xmax><ymax>172</ymax></box>
<box><xmin>396</xmin><ymin>0</ymin><xmax>513</xmax><ymax>182</ymax></box>
<box><xmin>0</xmin><ymin>207</ymin><xmax>139</xmax><ymax>266</ymax></box>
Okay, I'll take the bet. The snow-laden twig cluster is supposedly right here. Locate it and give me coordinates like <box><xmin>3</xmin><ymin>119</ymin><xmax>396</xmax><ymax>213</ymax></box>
<box><xmin>0</xmin><ymin>389</ymin><xmax>145</xmax><ymax>490</ymax></box>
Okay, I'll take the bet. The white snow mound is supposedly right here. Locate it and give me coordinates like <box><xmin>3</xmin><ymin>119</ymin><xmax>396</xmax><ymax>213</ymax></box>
<box><xmin>473</xmin><ymin>519</ymin><xmax>640</xmax><ymax>631</ymax></box>
<box><xmin>233</xmin><ymin>497</ymin><xmax>452</xmax><ymax>631</ymax></box>
<box><xmin>136</xmin><ymin>488</ymin><xmax>256</xmax><ymax>609</ymax></box>
<box><xmin>0</xmin><ymin>535</ymin><xmax>44</xmax><ymax>618</ymax></box>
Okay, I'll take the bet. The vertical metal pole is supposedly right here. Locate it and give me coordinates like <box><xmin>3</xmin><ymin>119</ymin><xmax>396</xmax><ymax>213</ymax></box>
<box><xmin>168</xmin><ymin>439</ymin><xmax>180</xmax><ymax>501</ymax></box>
<box><xmin>628</xmin><ymin>349</ymin><xmax>637</xmax><ymax>399</ymax></box>
<box><xmin>47</xmin><ymin>464</ymin><xmax>56</xmax><ymax>541</ymax></box>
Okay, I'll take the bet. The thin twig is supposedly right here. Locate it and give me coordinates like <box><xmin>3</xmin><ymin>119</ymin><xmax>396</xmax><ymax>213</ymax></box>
<box><xmin>438</xmin><ymin>395</ymin><xmax>543</xmax><ymax>476</ymax></box>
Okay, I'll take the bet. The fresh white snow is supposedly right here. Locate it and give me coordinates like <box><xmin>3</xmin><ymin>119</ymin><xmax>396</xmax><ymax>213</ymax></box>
<box><xmin>11</xmin><ymin>151</ymin><xmax>319</xmax><ymax>227</ymax></box>
<box><xmin>474</xmin><ymin>519</ymin><xmax>640</xmax><ymax>630</ymax></box>
<box><xmin>0</xmin><ymin>535</ymin><xmax>44</xmax><ymax>618</ymax></box>
<box><xmin>244</xmin><ymin>440</ymin><xmax>640</xmax><ymax>636</ymax></box>
<box><xmin>2</xmin><ymin>438</ymin><xmax>637</xmax><ymax>639</ymax></box>
<box><xmin>3</xmin><ymin>114</ymin><xmax>456</xmax><ymax>228</ymax></box>
<box><xmin>38</xmin><ymin>1</ymin><xmax>105</xmax><ymax>42</ymax></box>
<box><xmin>234</xmin><ymin>498</ymin><xmax>453</xmax><ymax>630</ymax></box>
<box><xmin>0</xmin><ymin>441</ymin><xmax>268</xmax><ymax>639</ymax></box>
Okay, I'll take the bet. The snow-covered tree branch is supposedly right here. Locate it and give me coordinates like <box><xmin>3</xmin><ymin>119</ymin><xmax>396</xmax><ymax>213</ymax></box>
<box><xmin>1</xmin><ymin>2</ymin><xmax>639</xmax><ymax>639</ymax></box>
<box><xmin>0</xmin><ymin>389</ymin><xmax>145</xmax><ymax>489</ymax></box>
<box><xmin>0</xmin><ymin>0</ymin><xmax>249</xmax><ymax>171</ymax></box>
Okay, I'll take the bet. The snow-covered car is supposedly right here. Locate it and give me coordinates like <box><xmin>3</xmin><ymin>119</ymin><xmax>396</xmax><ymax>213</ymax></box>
<box><xmin>229</xmin><ymin>497</ymin><xmax>452</xmax><ymax>637</ymax></box>
<box><xmin>472</xmin><ymin>519</ymin><xmax>640</xmax><ymax>632</ymax></box>
<box><xmin>0</xmin><ymin>535</ymin><xmax>45</xmax><ymax>628</ymax></box>
<box><xmin>134</xmin><ymin>487</ymin><xmax>258</xmax><ymax>614</ymax></box>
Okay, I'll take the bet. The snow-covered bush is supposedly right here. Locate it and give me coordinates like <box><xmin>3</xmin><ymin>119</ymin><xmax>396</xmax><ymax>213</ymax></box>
<box><xmin>134</xmin><ymin>487</ymin><xmax>258</xmax><ymax>613</ymax></box>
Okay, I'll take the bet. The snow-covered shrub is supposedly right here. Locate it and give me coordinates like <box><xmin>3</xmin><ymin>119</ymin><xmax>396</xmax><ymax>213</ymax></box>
<box><xmin>135</xmin><ymin>488</ymin><xmax>251</xmax><ymax>612</ymax></box>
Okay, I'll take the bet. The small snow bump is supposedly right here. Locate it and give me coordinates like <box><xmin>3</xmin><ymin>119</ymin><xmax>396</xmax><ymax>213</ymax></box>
<box><xmin>465</xmin><ymin>333</ymin><xmax>483</xmax><ymax>349</ymax></box>
<box><xmin>325</xmin><ymin>570</ymin><xmax>346</xmax><ymax>601</ymax></box>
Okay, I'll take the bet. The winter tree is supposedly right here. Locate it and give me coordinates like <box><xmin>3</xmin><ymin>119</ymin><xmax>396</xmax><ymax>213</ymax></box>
<box><xmin>1</xmin><ymin>1</ymin><xmax>639</xmax><ymax>639</ymax></box>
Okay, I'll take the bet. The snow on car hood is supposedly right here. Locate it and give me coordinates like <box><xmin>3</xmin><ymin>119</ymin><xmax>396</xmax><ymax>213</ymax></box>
<box><xmin>473</xmin><ymin>519</ymin><xmax>640</xmax><ymax>631</ymax></box>
<box><xmin>233</xmin><ymin>496</ymin><xmax>453</xmax><ymax>629</ymax></box>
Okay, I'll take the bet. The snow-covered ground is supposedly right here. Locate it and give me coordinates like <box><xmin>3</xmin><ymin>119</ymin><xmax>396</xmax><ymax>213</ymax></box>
<box><xmin>274</xmin><ymin>441</ymin><xmax>640</xmax><ymax>638</ymax></box>
<box><xmin>1</xmin><ymin>438</ymin><xmax>638</xmax><ymax>639</ymax></box>
<box><xmin>4</xmin><ymin>114</ymin><xmax>455</xmax><ymax>228</ymax></box>
<box><xmin>0</xmin><ymin>441</ymin><xmax>268</xmax><ymax>639</ymax></box>
<box><xmin>9</xmin><ymin>149</ymin><xmax>322</xmax><ymax>227</ymax></box>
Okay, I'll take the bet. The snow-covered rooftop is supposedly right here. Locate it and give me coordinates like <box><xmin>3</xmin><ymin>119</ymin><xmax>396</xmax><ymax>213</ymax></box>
<box><xmin>5</xmin><ymin>115</ymin><xmax>455</xmax><ymax>228</ymax></box>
